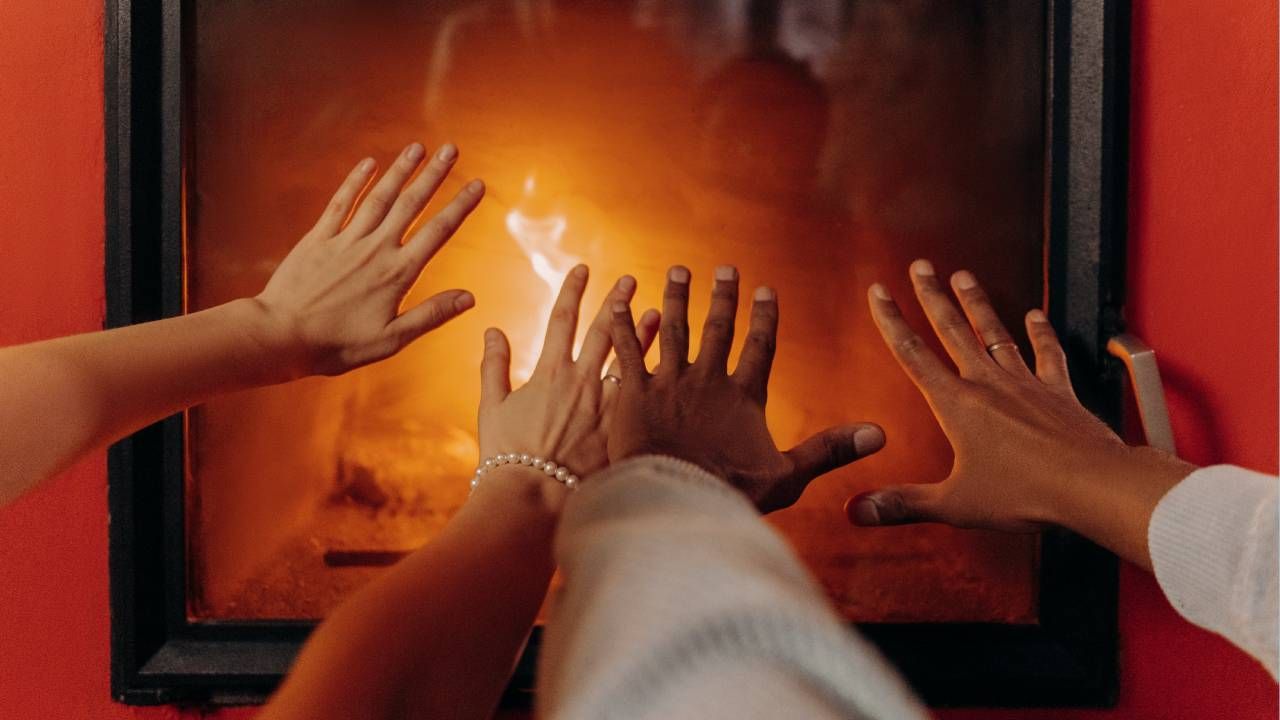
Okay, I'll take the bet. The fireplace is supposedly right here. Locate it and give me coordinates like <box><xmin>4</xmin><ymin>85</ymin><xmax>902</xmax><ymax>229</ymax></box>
<box><xmin>107</xmin><ymin>0</ymin><xmax>1130</xmax><ymax>707</ymax></box>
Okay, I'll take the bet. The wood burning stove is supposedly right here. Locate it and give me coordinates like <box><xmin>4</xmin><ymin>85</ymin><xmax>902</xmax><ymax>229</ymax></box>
<box><xmin>106</xmin><ymin>0</ymin><xmax>1132</xmax><ymax>707</ymax></box>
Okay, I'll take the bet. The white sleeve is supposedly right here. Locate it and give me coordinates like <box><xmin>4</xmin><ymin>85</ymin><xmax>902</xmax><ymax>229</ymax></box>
<box><xmin>535</xmin><ymin>455</ymin><xmax>928</xmax><ymax>720</ymax></box>
<box><xmin>1148</xmin><ymin>465</ymin><xmax>1279</xmax><ymax>678</ymax></box>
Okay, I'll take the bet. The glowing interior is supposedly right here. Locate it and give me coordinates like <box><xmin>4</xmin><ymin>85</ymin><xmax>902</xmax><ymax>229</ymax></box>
<box><xmin>185</xmin><ymin>0</ymin><xmax>1046</xmax><ymax>623</ymax></box>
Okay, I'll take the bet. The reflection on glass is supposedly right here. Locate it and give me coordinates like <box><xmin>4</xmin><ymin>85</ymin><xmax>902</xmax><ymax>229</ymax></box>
<box><xmin>186</xmin><ymin>0</ymin><xmax>1045</xmax><ymax>623</ymax></box>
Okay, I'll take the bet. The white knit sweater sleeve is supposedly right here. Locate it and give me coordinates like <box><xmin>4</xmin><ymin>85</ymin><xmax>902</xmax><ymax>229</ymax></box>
<box><xmin>535</xmin><ymin>455</ymin><xmax>928</xmax><ymax>720</ymax></box>
<box><xmin>1148</xmin><ymin>465</ymin><xmax>1279</xmax><ymax>678</ymax></box>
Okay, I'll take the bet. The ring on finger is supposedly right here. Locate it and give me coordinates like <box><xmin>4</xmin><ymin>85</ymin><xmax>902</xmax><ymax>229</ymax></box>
<box><xmin>603</xmin><ymin>374</ymin><xmax>622</xmax><ymax>386</ymax></box>
<box><xmin>986</xmin><ymin>341</ymin><xmax>1018</xmax><ymax>355</ymax></box>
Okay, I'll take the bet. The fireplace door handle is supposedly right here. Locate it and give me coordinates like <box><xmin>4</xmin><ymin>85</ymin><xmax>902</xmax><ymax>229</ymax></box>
<box><xmin>1106</xmin><ymin>334</ymin><xmax>1177</xmax><ymax>456</ymax></box>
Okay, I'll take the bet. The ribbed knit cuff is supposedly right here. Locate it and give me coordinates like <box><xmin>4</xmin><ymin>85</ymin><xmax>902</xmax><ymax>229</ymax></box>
<box><xmin>1148</xmin><ymin>465</ymin><xmax>1279</xmax><ymax>677</ymax></box>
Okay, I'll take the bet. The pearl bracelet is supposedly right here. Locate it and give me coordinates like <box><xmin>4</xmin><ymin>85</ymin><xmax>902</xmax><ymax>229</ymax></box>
<box><xmin>470</xmin><ymin>453</ymin><xmax>581</xmax><ymax>493</ymax></box>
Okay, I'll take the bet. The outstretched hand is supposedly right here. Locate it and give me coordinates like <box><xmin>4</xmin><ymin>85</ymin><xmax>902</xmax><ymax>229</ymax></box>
<box><xmin>607</xmin><ymin>265</ymin><xmax>885</xmax><ymax>513</ymax></box>
<box><xmin>255</xmin><ymin>142</ymin><xmax>484</xmax><ymax>378</ymax></box>
<box><xmin>849</xmin><ymin>261</ymin><xmax>1193</xmax><ymax>566</ymax></box>
<box><xmin>478</xmin><ymin>265</ymin><xmax>660</xmax><ymax>489</ymax></box>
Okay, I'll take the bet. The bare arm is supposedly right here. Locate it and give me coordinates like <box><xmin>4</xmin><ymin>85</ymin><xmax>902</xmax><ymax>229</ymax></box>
<box><xmin>261</xmin><ymin>267</ymin><xmax>659</xmax><ymax>720</ymax></box>
<box><xmin>0</xmin><ymin>142</ymin><xmax>481</xmax><ymax>506</ymax></box>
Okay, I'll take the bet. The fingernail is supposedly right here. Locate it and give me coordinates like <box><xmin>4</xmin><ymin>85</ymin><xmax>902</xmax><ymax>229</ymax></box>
<box><xmin>715</xmin><ymin>265</ymin><xmax>737</xmax><ymax>282</ymax></box>
<box><xmin>753</xmin><ymin>286</ymin><xmax>775</xmax><ymax>302</ymax></box>
<box><xmin>911</xmin><ymin>259</ymin><xmax>935</xmax><ymax>277</ymax></box>
<box><xmin>467</xmin><ymin>179</ymin><xmax>485</xmax><ymax>194</ymax></box>
<box><xmin>853</xmin><ymin>425</ymin><xmax>886</xmax><ymax>455</ymax></box>
<box><xmin>953</xmin><ymin>270</ymin><xmax>977</xmax><ymax>290</ymax></box>
<box><xmin>870</xmin><ymin>283</ymin><xmax>890</xmax><ymax>300</ymax></box>
<box><xmin>437</xmin><ymin>143</ymin><xmax>458</xmax><ymax>163</ymax></box>
<box><xmin>404</xmin><ymin>143</ymin><xmax>425</xmax><ymax>162</ymax></box>
<box><xmin>847</xmin><ymin>494</ymin><xmax>882</xmax><ymax>526</ymax></box>
<box><xmin>454</xmin><ymin>292</ymin><xmax>475</xmax><ymax>311</ymax></box>
<box><xmin>668</xmin><ymin>266</ymin><xmax>690</xmax><ymax>283</ymax></box>
<box><xmin>612</xmin><ymin>302</ymin><xmax>629</xmax><ymax>314</ymax></box>
<box><xmin>358</xmin><ymin>157</ymin><xmax>375</xmax><ymax>172</ymax></box>
<box><xmin>618</xmin><ymin>275</ymin><xmax>636</xmax><ymax>293</ymax></box>
<box><xmin>572</xmin><ymin>264</ymin><xmax>588</xmax><ymax>279</ymax></box>
<box><xmin>1028</xmin><ymin>309</ymin><xmax>1048</xmax><ymax>323</ymax></box>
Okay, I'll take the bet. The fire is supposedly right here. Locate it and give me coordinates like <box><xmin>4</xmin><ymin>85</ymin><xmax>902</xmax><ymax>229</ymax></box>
<box><xmin>503</xmin><ymin>174</ymin><xmax>578</xmax><ymax>380</ymax></box>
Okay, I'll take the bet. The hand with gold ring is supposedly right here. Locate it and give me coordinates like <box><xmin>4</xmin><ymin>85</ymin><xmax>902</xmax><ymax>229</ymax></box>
<box><xmin>850</xmin><ymin>259</ymin><xmax>1194</xmax><ymax>570</ymax></box>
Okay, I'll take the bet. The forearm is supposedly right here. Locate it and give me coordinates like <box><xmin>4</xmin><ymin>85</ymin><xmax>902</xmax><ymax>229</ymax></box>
<box><xmin>262</xmin><ymin>465</ymin><xmax>563</xmax><ymax>720</ymax></box>
<box><xmin>1045</xmin><ymin>445</ymin><xmax>1198</xmax><ymax>570</ymax></box>
<box><xmin>0</xmin><ymin>298</ymin><xmax>292</xmax><ymax>505</ymax></box>
<box><xmin>539</xmin><ymin>456</ymin><xmax>927</xmax><ymax>720</ymax></box>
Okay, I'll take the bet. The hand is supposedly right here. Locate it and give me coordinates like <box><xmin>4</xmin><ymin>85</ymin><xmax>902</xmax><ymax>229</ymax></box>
<box><xmin>478</xmin><ymin>265</ymin><xmax>660</xmax><ymax>491</ymax></box>
<box><xmin>608</xmin><ymin>265</ymin><xmax>886</xmax><ymax>513</ymax></box>
<box><xmin>848</xmin><ymin>260</ymin><xmax>1194</xmax><ymax>552</ymax></box>
<box><xmin>253</xmin><ymin>142</ymin><xmax>484</xmax><ymax>378</ymax></box>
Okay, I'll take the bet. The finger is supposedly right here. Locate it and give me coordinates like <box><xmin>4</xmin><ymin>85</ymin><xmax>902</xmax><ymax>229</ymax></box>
<box><xmin>1025</xmin><ymin>309</ymin><xmax>1072</xmax><ymax>387</ymax></box>
<box><xmin>535</xmin><ymin>264</ymin><xmax>589</xmax><ymax>374</ymax></box>
<box><xmin>777</xmin><ymin>424</ymin><xmax>886</xmax><ymax>507</ymax></box>
<box><xmin>659</xmin><ymin>265</ymin><xmax>691</xmax><ymax>372</ymax></box>
<box><xmin>311</xmin><ymin>157</ymin><xmax>377</xmax><ymax>238</ymax></box>
<box><xmin>950</xmin><ymin>270</ymin><xmax>1031</xmax><ymax>376</ymax></box>
<box><xmin>604</xmin><ymin>308</ymin><xmax>659</xmax><ymax>389</ymax></box>
<box><xmin>867</xmin><ymin>283</ymin><xmax>956</xmax><ymax>397</ymax></box>
<box><xmin>732</xmin><ymin>286</ymin><xmax>778</xmax><ymax>402</ymax></box>
<box><xmin>908</xmin><ymin>259</ymin><xmax>991</xmax><ymax>376</ymax></box>
<box><xmin>345</xmin><ymin>142</ymin><xmax>427</xmax><ymax>238</ymax></box>
<box><xmin>845</xmin><ymin>484</ymin><xmax>947</xmax><ymax>526</ymax></box>
<box><xmin>694</xmin><ymin>265</ymin><xmax>739</xmax><ymax>372</ymax></box>
<box><xmin>609</xmin><ymin>302</ymin><xmax>649</xmax><ymax>380</ymax></box>
<box><xmin>577</xmin><ymin>275</ymin><xmax>638</xmax><ymax>375</ymax></box>
<box><xmin>400</xmin><ymin>179</ymin><xmax>485</xmax><ymax>272</ymax></box>
<box><xmin>383</xmin><ymin>289</ymin><xmax>475</xmax><ymax>350</ymax></box>
<box><xmin>378</xmin><ymin>143</ymin><xmax>459</xmax><ymax>244</ymax></box>
<box><xmin>480</xmin><ymin>327</ymin><xmax>513</xmax><ymax>408</ymax></box>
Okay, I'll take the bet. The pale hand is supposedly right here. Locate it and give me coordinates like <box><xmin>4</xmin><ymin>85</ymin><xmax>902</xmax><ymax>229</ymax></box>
<box><xmin>477</xmin><ymin>265</ymin><xmax>660</xmax><ymax>494</ymax></box>
<box><xmin>254</xmin><ymin>142</ymin><xmax>484</xmax><ymax>379</ymax></box>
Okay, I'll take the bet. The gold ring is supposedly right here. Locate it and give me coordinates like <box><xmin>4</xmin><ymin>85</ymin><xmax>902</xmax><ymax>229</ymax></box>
<box><xmin>986</xmin><ymin>341</ymin><xmax>1018</xmax><ymax>355</ymax></box>
<box><xmin>603</xmin><ymin>374</ymin><xmax>622</xmax><ymax>386</ymax></box>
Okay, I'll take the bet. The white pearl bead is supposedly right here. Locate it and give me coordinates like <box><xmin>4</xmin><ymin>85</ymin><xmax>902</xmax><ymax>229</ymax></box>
<box><xmin>475</xmin><ymin>466</ymin><xmax>486</xmax><ymax>475</ymax></box>
<box><xmin>542</xmin><ymin>461</ymin><xmax>557</xmax><ymax>475</ymax></box>
<box><xmin>483</xmin><ymin>458</ymin><xmax>496</xmax><ymax>469</ymax></box>
<box><xmin>531</xmin><ymin>457</ymin><xmax>544</xmax><ymax>468</ymax></box>
<box><xmin>555</xmin><ymin>467</ymin><xmax>568</xmax><ymax>481</ymax></box>
<box><xmin>565</xmin><ymin>475</ymin><xmax>578</xmax><ymax>489</ymax></box>
<box><xmin>470</xmin><ymin>477</ymin><xmax>479</xmax><ymax>489</ymax></box>
<box><xmin>520</xmin><ymin>454</ymin><xmax>533</xmax><ymax>465</ymax></box>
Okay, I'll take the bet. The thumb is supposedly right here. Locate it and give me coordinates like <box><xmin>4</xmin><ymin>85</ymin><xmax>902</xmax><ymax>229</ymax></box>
<box><xmin>783</xmin><ymin>423</ymin><xmax>886</xmax><ymax>486</ymax></box>
<box><xmin>845</xmin><ymin>483</ymin><xmax>947</xmax><ymax>526</ymax></box>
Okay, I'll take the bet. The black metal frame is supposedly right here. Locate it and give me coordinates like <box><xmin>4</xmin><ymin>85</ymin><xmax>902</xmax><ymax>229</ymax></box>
<box><xmin>105</xmin><ymin>0</ymin><xmax>1130</xmax><ymax>707</ymax></box>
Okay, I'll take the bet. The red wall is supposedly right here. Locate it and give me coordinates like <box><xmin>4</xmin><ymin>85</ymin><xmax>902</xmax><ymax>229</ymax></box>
<box><xmin>0</xmin><ymin>1</ymin><xmax>1273</xmax><ymax>718</ymax></box>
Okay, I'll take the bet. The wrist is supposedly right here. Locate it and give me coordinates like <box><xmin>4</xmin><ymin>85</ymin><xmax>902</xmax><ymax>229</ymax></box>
<box><xmin>469</xmin><ymin>464</ymin><xmax>570</xmax><ymax>516</ymax></box>
<box><xmin>233</xmin><ymin>297</ymin><xmax>313</xmax><ymax>383</ymax></box>
<box><xmin>1043</xmin><ymin>443</ymin><xmax>1197</xmax><ymax>562</ymax></box>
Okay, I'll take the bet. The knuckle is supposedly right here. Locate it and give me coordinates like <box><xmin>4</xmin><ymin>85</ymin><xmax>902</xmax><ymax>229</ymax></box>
<box><xmin>363</xmin><ymin>193</ymin><xmax>393</xmax><ymax>216</ymax></box>
<box><xmin>550</xmin><ymin>306</ymin><xmax>576</xmax><ymax>324</ymax></box>
<box><xmin>703</xmin><ymin>317</ymin><xmax>733</xmax><ymax>336</ymax></box>
<box><xmin>895</xmin><ymin>333</ymin><xmax>927</xmax><ymax>355</ymax></box>
<box><xmin>326</xmin><ymin>198</ymin><xmax>349</xmax><ymax>217</ymax></box>
<box><xmin>745</xmin><ymin>330</ymin><xmax>776</xmax><ymax>355</ymax></box>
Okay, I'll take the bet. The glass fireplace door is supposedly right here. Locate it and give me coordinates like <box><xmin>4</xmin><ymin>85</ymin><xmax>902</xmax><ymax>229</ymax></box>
<box><xmin>184</xmin><ymin>0</ymin><xmax>1046</xmax><ymax>624</ymax></box>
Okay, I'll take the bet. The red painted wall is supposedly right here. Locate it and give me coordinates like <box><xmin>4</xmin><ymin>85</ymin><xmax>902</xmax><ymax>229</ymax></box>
<box><xmin>0</xmin><ymin>1</ymin><xmax>1273</xmax><ymax>718</ymax></box>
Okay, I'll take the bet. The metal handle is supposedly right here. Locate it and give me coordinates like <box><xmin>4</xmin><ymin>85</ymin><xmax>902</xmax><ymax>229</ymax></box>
<box><xmin>1106</xmin><ymin>334</ymin><xmax>1177</xmax><ymax>455</ymax></box>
